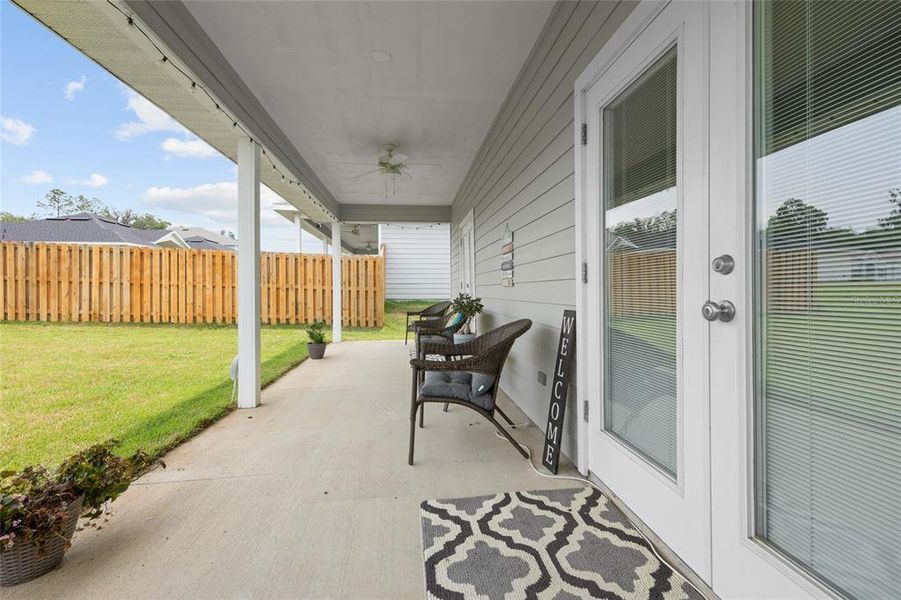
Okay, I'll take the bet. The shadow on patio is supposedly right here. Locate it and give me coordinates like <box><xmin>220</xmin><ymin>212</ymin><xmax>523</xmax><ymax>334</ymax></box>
<box><xmin>5</xmin><ymin>340</ymin><xmax>579</xmax><ymax>599</ymax></box>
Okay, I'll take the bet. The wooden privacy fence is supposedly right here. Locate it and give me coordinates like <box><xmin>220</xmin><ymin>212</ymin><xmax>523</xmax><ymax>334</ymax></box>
<box><xmin>0</xmin><ymin>242</ymin><xmax>384</xmax><ymax>327</ymax></box>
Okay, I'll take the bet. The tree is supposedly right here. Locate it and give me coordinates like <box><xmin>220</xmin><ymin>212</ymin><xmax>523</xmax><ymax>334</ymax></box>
<box><xmin>766</xmin><ymin>198</ymin><xmax>828</xmax><ymax>248</ymax></box>
<box><xmin>0</xmin><ymin>212</ymin><xmax>29</xmax><ymax>222</ymax></box>
<box><xmin>878</xmin><ymin>188</ymin><xmax>901</xmax><ymax>231</ymax></box>
<box><xmin>100</xmin><ymin>206</ymin><xmax>169</xmax><ymax>230</ymax></box>
<box><xmin>37</xmin><ymin>188</ymin><xmax>73</xmax><ymax>217</ymax></box>
<box><xmin>129</xmin><ymin>213</ymin><xmax>170</xmax><ymax>230</ymax></box>
<box><xmin>72</xmin><ymin>195</ymin><xmax>102</xmax><ymax>214</ymax></box>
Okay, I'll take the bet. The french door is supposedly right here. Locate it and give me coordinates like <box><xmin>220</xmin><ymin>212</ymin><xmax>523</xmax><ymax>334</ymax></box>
<box><xmin>580</xmin><ymin>1</ymin><xmax>900</xmax><ymax>597</ymax></box>
<box><xmin>581</xmin><ymin>0</ymin><xmax>712</xmax><ymax>580</ymax></box>
<box><xmin>458</xmin><ymin>209</ymin><xmax>475</xmax><ymax>295</ymax></box>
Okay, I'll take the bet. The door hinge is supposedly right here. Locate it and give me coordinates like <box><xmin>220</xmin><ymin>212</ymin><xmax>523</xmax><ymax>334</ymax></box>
<box><xmin>581</xmin><ymin>261</ymin><xmax>588</xmax><ymax>284</ymax></box>
<box><xmin>580</xmin><ymin>123</ymin><xmax>588</xmax><ymax>146</ymax></box>
<box><xmin>583</xmin><ymin>399</ymin><xmax>590</xmax><ymax>422</ymax></box>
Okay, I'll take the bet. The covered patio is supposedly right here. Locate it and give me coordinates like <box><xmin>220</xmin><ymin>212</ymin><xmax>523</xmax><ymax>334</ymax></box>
<box><xmin>4</xmin><ymin>341</ymin><xmax>587</xmax><ymax>598</ymax></box>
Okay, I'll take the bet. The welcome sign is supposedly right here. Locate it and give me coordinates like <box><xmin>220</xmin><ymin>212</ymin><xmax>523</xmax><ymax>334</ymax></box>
<box><xmin>542</xmin><ymin>310</ymin><xmax>576</xmax><ymax>474</ymax></box>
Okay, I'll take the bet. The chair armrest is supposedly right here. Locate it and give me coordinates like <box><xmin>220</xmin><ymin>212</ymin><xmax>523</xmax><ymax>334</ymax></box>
<box><xmin>417</xmin><ymin>338</ymin><xmax>479</xmax><ymax>358</ymax></box>
<box><xmin>406</xmin><ymin>310</ymin><xmax>424</xmax><ymax>316</ymax></box>
<box><xmin>410</xmin><ymin>354</ymin><xmax>488</xmax><ymax>373</ymax></box>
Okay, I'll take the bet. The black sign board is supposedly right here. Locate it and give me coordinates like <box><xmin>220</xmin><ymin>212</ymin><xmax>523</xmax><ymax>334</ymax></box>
<box><xmin>542</xmin><ymin>310</ymin><xmax>576</xmax><ymax>474</ymax></box>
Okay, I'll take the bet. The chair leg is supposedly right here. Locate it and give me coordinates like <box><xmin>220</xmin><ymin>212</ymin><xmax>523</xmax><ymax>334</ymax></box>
<box><xmin>419</xmin><ymin>402</ymin><xmax>425</xmax><ymax>428</ymax></box>
<box><xmin>409</xmin><ymin>370</ymin><xmax>419</xmax><ymax>465</ymax></box>
<box><xmin>443</xmin><ymin>402</ymin><xmax>449</xmax><ymax>412</ymax></box>
<box><xmin>495</xmin><ymin>406</ymin><xmax>515</xmax><ymax>426</ymax></box>
<box><xmin>489</xmin><ymin>416</ymin><xmax>529</xmax><ymax>459</ymax></box>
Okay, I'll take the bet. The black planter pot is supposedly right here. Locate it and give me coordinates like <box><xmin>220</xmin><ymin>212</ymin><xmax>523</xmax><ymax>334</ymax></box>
<box><xmin>307</xmin><ymin>343</ymin><xmax>326</xmax><ymax>359</ymax></box>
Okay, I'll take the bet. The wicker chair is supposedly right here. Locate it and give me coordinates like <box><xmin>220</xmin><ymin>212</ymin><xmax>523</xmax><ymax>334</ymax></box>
<box><xmin>408</xmin><ymin>319</ymin><xmax>532</xmax><ymax>465</ymax></box>
<box><xmin>413</xmin><ymin>309</ymin><xmax>469</xmax><ymax>360</ymax></box>
<box><xmin>405</xmin><ymin>300</ymin><xmax>452</xmax><ymax>345</ymax></box>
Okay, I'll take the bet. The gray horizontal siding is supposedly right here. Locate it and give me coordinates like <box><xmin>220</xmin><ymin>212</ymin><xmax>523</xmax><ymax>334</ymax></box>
<box><xmin>451</xmin><ymin>0</ymin><xmax>636</xmax><ymax>465</ymax></box>
<box><xmin>381</xmin><ymin>224</ymin><xmax>450</xmax><ymax>300</ymax></box>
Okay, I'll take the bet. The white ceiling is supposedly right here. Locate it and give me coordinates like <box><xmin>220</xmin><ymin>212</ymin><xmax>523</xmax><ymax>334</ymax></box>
<box><xmin>183</xmin><ymin>1</ymin><xmax>553</xmax><ymax>207</ymax></box>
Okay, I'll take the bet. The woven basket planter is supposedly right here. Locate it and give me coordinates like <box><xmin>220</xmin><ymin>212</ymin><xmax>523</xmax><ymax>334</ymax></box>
<box><xmin>0</xmin><ymin>495</ymin><xmax>83</xmax><ymax>587</ymax></box>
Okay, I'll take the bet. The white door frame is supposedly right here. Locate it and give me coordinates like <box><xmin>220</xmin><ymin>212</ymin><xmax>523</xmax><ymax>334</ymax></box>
<box><xmin>458</xmin><ymin>208</ymin><xmax>475</xmax><ymax>296</ymax></box>
<box><xmin>577</xmin><ymin>0</ymin><xmax>711</xmax><ymax>579</ymax></box>
<box><xmin>575</xmin><ymin>1</ymin><xmax>833</xmax><ymax>596</ymax></box>
<box><xmin>707</xmin><ymin>2</ymin><xmax>832</xmax><ymax>597</ymax></box>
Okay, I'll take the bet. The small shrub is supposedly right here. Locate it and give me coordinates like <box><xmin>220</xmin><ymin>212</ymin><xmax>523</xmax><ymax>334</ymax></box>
<box><xmin>451</xmin><ymin>293</ymin><xmax>484</xmax><ymax>334</ymax></box>
<box><xmin>305</xmin><ymin>320</ymin><xmax>327</xmax><ymax>344</ymax></box>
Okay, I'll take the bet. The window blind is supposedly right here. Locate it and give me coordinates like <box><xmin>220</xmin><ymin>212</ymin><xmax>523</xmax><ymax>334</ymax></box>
<box><xmin>604</xmin><ymin>48</ymin><xmax>678</xmax><ymax>476</ymax></box>
<box><xmin>755</xmin><ymin>2</ymin><xmax>901</xmax><ymax>598</ymax></box>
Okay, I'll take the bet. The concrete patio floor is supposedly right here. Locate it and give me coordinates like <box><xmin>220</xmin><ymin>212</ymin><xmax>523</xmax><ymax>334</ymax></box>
<box><xmin>7</xmin><ymin>340</ymin><xmax>581</xmax><ymax>599</ymax></box>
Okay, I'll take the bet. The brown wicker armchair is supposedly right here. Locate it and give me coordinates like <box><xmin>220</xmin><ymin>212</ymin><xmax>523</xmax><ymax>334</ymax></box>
<box><xmin>405</xmin><ymin>300</ymin><xmax>452</xmax><ymax>345</ymax></box>
<box><xmin>408</xmin><ymin>319</ymin><xmax>532</xmax><ymax>465</ymax></box>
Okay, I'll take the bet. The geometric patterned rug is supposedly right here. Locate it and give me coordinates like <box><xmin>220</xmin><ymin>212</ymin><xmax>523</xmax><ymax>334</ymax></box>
<box><xmin>420</xmin><ymin>487</ymin><xmax>704</xmax><ymax>600</ymax></box>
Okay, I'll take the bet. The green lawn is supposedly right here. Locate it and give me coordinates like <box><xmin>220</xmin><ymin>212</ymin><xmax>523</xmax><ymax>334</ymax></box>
<box><xmin>0</xmin><ymin>299</ymin><xmax>438</xmax><ymax>470</ymax></box>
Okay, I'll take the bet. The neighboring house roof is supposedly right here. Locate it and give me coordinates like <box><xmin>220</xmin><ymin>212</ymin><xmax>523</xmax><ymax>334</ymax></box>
<box><xmin>182</xmin><ymin>235</ymin><xmax>235</xmax><ymax>250</ymax></box>
<box><xmin>0</xmin><ymin>213</ymin><xmax>189</xmax><ymax>248</ymax></box>
<box><xmin>169</xmin><ymin>226</ymin><xmax>238</xmax><ymax>249</ymax></box>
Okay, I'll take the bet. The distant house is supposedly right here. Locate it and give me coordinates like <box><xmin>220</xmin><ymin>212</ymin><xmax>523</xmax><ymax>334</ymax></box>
<box><xmin>1</xmin><ymin>213</ymin><xmax>234</xmax><ymax>251</ymax></box>
<box><xmin>169</xmin><ymin>226</ymin><xmax>238</xmax><ymax>251</ymax></box>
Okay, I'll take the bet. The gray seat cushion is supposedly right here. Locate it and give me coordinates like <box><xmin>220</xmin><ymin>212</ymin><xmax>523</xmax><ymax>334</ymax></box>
<box><xmin>420</xmin><ymin>371</ymin><xmax>495</xmax><ymax>411</ymax></box>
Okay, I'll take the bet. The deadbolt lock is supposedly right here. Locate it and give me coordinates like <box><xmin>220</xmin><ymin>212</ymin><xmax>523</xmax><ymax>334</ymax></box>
<box><xmin>702</xmin><ymin>300</ymin><xmax>736</xmax><ymax>323</ymax></box>
<box><xmin>711</xmin><ymin>254</ymin><xmax>735</xmax><ymax>275</ymax></box>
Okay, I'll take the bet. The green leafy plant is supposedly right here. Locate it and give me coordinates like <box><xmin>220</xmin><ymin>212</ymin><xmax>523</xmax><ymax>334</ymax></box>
<box><xmin>451</xmin><ymin>293</ymin><xmax>484</xmax><ymax>335</ymax></box>
<box><xmin>305</xmin><ymin>320</ymin><xmax>327</xmax><ymax>345</ymax></box>
<box><xmin>57</xmin><ymin>440</ymin><xmax>163</xmax><ymax>520</ymax></box>
<box><xmin>0</xmin><ymin>467</ymin><xmax>78</xmax><ymax>554</ymax></box>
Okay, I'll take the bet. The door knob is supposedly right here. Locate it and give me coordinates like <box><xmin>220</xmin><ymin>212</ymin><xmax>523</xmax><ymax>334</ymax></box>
<box><xmin>711</xmin><ymin>254</ymin><xmax>734</xmax><ymax>275</ymax></box>
<box><xmin>701</xmin><ymin>300</ymin><xmax>735</xmax><ymax>322</ymax></box>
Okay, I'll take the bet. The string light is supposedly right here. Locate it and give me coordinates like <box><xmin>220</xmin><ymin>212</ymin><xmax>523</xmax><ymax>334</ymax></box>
<box><xmin>103</xmin><ymin>0</ymin><xmax>338</xmax><ymax>223</ymax></box>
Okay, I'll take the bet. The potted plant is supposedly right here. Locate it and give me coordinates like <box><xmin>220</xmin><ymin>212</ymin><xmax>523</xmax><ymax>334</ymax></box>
<box><xmin>1</xmin><ymin>467</ymin><xmax>81</xmax><ymax>587</ymax></box>
<box><xmin>1</xmin><ymin>441</ymin><xmax>162</xmax><ymax>586</ymax></box>
<box><xmin>451</xmin><ymin>292</ymin><xmax>484</xmax><ymax>343</ymax></box>
<box><xmin>305</xmin><ymin>320</ymin><xmax>327</xmax><ymax>359</ymax></box>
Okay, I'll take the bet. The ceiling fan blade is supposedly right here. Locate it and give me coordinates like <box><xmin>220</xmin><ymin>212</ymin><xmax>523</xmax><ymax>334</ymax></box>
<box><xmin>401</xmin><ymin>167</ymin><xmax>414</xmax><ymax>180</ymax></box>
<box><xmin>351</xmin><ymin>168</ymin><xmax>383</xmax><ymax>180</ymax></box>
<box><xmin>342</xmin><ymin>162</ymin><xmax>378</xmax><ymax>166</ymax></box>
<box><xmin>406</xmin><ymin>162</ymin><xmax>442</xmax><ymax>168</ymax></box>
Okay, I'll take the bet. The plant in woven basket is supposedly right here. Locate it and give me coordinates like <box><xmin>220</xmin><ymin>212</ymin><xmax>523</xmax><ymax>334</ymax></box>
<box><xmin>0</xmin><ymin>467</ymin><xmax>78</xmax><ymax>555</ymax></box>
<box><xmin>451</xmin><ymin>293</ymin><xmax>484</xmax><ymax>335</ymax></box>
<box><xmin>58</xmin><ymin>440</ymin><xmax>163</xmax><ymax>520</ymax></box>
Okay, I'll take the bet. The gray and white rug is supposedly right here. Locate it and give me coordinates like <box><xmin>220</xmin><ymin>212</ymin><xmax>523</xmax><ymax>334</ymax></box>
<box><xmin>420</xmin><ymin>487</ymin><xmax>703</xmax><ymax>600</ymax></box>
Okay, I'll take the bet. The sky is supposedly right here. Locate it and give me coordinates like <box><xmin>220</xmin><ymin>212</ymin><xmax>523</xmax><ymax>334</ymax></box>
<box><xmin>0</xmin><ymin>1</ymin><xmax>319</xmax><ymax>252</ymax></box>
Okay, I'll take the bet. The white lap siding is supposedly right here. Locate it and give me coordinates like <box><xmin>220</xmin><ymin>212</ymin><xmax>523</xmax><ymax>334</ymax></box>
<box><xmin>450</xmin><ymin>0</ymin><xmax>635</xmax><ymax>465</ymax></box>
<box><xmin>381</xmin><ymin>223</ymin><xmax>450</xmax><ymax>300</ymax></box>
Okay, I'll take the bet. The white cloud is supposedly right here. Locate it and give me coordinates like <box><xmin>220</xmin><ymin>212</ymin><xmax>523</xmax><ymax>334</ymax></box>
<box><xmin>161</xmin><ymin>137</ymin><xmax>217</xmax><ymax>158</ymax></box>
<box><xmin>20</xmin><ymin>170</ymin><xmax>53</xmax><ymax>184</ymax></box>
<box><xmin>114</xmin><ymin>88</ymin><xmax>186</xmax><ymax>140</ymax></box>
<box><xmin>1</xmin><ymin>116</ymin><xmax>35</xmax><ymax>145</ymax></box>
<box><xmin>141</xmin><ymin>181</ymin><xmax>296</xmax><ymax>251</ymax></box>
<box><xmin>64</xmin><ymin>76</ymin><xmax>86</xmax><ymax>100</ymax></box>
<box><xmin>73</xmin><ymin>173</ymin><xmax>109</xmax><ymax>188</ymax></box>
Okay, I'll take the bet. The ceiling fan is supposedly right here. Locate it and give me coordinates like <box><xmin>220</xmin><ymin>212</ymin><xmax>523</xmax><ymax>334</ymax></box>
<box><xmin>349</xmin><ymin>144</ymin><xmax>441</xmax><ymax>198</ymax></box>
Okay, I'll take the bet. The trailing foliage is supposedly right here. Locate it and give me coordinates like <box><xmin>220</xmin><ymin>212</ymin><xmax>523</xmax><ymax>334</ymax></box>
<box><xmin>0</xmin><ymin>467</ymin><xmax>77</xmax><ymax>554</ymax></box>
<box><xmin>58</xmin><ymin>440</ymin><xmax>163</xmax><ymax>519</ymax></box>
<box><xmin>0</xmin><ymin>440</ymin><xmax>164</xmax><ymax>553</ymax></box>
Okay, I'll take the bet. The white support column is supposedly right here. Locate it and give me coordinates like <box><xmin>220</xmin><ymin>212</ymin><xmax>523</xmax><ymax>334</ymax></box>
<box><xmin>331</xmin><ymin>221</ymin><xmax>342</xmax><ymax>343</ymax></box>
<box><xmin>294</xmin><ymin>212</ymin><xmax>304</xmax><ymax>254</ymax></box>
<box><xmin>321</xmin><ymin>236</ymin><xmax>329</xmax><ymax>255</ymax></box>
<box><xmin>237</xmin><ymin>137</ymin><xmax>261</xmax><ymax>408</ymax></box>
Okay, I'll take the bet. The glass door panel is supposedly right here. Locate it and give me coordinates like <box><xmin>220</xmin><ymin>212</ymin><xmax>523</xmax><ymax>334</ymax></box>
<box><xmin>604</xmin><ymin>48</ymin><xmax>678</xmax><ymax>477</ymax></box>
<box><xmin>754</xmin><ymin>1</ymin><xmax>901</xmax><ymax>597</ymax></box>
